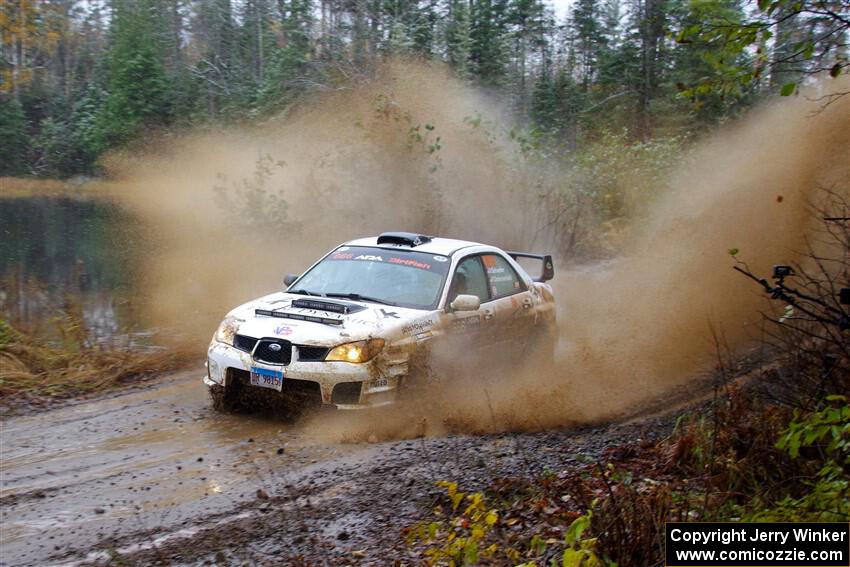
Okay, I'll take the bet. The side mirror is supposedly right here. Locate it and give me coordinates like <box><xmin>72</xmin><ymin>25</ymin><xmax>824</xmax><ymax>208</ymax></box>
<box><xmin>450</xmin><ymin>294</ymin><xmax>481</xmax><ymax>312</ymax></box>
<box><xmin>283</xmin><ymin>274</ymin><xmax>299</xmax><ymax>287</ymax></box>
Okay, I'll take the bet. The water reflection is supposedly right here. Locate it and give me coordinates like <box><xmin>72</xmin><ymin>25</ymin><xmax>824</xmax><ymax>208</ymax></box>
<box><xmin>0</xmin><ymin>195</ymin><xmax>149</xmax><ymax>339</ymax></box>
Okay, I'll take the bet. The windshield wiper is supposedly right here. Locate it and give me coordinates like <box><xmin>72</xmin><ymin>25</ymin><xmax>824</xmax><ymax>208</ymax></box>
<box><xmin>289</xmin><ymin>289</ymin><xmax>322</xmax><ymax>297</ymax></box>
<box><xmin>325</xmin><ymin>292</ymin><xmax>398</xmax><ymax>306</ymax></box>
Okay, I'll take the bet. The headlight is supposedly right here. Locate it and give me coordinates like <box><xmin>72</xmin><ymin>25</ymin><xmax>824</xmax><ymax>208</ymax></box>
<box><xmin>326</xmin><ymin>339</ymin><xmax>385</xmax><ymax>363</ymax></box>
<box><xmin>214</xmin><ymin>316</ymin><xmax>239</xmax><ymax>345</ymax></box>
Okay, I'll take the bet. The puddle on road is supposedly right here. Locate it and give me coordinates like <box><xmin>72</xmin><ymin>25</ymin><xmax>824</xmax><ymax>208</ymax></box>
<box><xmin>0</xmin><ymin>371</ymin><xmax>373</xmax><ymax>567</ymax></box>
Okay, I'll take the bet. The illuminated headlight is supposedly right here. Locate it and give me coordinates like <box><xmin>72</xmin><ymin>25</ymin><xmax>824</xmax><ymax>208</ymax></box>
<box><xmin>214</xmin><ymin>316</ymin><xmax>238</xmax><ymax>345</ymax></box>
<box><xmin>326</xmin><ymin>339</ymin><xmax>385</xmax><ymax>363</ymax></box>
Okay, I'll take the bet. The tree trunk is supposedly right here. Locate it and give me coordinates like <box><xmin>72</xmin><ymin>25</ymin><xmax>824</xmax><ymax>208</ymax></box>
<box><xmin>257</xmin><ymin>4</ymin><xmax>264</xmax><ymax>82</ymax></box>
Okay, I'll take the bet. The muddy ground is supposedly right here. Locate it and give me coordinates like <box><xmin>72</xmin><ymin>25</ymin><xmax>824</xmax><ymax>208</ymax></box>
<box><xmin>0</xmin><ymin>367</ymin><xmax>684</xmax><ymax>566</ymax></box>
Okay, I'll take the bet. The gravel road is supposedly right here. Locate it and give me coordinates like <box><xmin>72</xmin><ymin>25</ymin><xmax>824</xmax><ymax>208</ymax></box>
<box><xmin>0</xmin><ymin>367</ymin><xmax>678</xmax><ymax>566</ymax></box>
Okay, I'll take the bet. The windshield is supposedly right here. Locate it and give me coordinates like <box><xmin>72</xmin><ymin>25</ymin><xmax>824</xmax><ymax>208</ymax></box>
<box><xmin>289</xmin><ymin>246</ymin><xmax>451</xmax><ymax>310</ymax></box>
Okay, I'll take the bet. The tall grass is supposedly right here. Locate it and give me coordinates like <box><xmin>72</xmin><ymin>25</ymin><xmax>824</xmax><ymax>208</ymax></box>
<box><xmin>0</xmin><ymin>315</ymin><xmax>195</xmax><ymax>410</ymax></box>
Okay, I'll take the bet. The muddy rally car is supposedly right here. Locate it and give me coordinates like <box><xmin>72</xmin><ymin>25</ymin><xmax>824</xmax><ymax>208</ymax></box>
<box><xmin>204</xmin><ymin>232</ymin><xmax>556</xmax><ymax>412</ymax></box>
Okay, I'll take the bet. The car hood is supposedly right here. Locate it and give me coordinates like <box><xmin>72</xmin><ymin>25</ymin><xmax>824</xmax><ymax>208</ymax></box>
<box><xmin>228</xmin><ymin>292</ymin><xmax>429</xmax><ymax>346</ymax></box>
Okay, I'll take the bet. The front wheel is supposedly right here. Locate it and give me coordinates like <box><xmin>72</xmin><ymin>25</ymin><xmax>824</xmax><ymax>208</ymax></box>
<box><xmin>209</xmin><ymin>383</ymin><xmax>238</xmax><ymax>412</ymax></box>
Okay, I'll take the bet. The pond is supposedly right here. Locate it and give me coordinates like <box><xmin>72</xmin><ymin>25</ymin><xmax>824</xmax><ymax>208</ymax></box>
<box><xmin>0</xmin><ymin>195</ymin><xmax>151</xmax><ymax>341</ymax></box>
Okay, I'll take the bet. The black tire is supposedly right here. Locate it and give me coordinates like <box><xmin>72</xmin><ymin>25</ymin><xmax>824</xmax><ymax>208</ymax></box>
<box><xmin>211</xmin><ymin>378</ymin><xmax>309</xmax><ymax>420</ymax></box>
<box><xmin>209</xmin><ymin>383</ymin><xmax>238</xmax><ymax>412</ymax></box>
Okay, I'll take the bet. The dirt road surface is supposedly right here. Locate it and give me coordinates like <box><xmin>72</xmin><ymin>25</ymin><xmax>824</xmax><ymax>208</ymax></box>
<box><xmin>1</xmin><ymin>368</ymin><xmax>676</xmax><ymax>565</ymax></box>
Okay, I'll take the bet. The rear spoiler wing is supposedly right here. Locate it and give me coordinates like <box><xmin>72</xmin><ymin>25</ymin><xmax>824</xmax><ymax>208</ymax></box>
<box><xmin>507</xmin><ymin>251</ymin><xmax>555</xmax><ymax>282</ymax></box>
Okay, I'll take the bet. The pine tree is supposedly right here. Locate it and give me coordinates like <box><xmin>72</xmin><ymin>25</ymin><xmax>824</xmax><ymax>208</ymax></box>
<box><xmin>241</xmin><ymin>0</ymin><xmax>274</xmax><ymax>85</ymax></box>
<box><xmin>531</xmin><ymin>66</ymin><xmax>585</xmax><ymax>148</ymax></box>
<box><xmin>92</xmin><ymin>0</ymin><xmax>171</xmax><ymax>151</ymax></box>
<box><xmin>506</xmin><ymin>0</ymin><xmax>549</xmax><ymax>114</ymax></box>
<box><xmin>570</xmin><ymin>0</ymin><xmax>603</xmax><ymax>90</ymax></box>
<box><xmin>617</xmin><ymin>0</ymin><xmax>668</xmax><ymax>139</ymax></box>
<box><xmin>0</xmin><ymin>95</ymin><xmax>30</xmax><ymax>175</ymax></box>
<box><xmin>596</xmin><ymin>0</ymin><xmax>625</xmax><ymax>90</ymax></box>
<box><xmin>191</xmin><ymin>0</ymin><xmax>243</xmax><ymax>118</ymax></box>
<box><xmin>668</xmin><ymin>0</ymin><xmax>747</xmax><ymax>123</ymax></box>
<box><xmin>443</xmin><ymin>0</ymin><xmax>472</xmax><ymax>79</ymax></box>
<box><xmin>469</xmin><ymin>0</ymin><xmax>509</xmax><ymax>86</ymax></box>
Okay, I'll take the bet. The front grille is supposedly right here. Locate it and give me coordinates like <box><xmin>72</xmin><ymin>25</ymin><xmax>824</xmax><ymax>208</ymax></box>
<box><xmin>253</xmin><ymin>339</ymin><xmax>292</xmax><ymax>365</ymax></box>
<box><xmin>297</xmin><ymin>345</ymin><xmax>330</xmax><ymax>361</ymax></box>
<box><xmin>237</xmin><ymin>335</ymin><xmax>325</xmax><ymax>363</ymax></box>
<box><xmin>331</xmin><ymin>382</ymin><xmax>362</xmax><ymax>404</ymax></box>
<box><xmin>234</xmin><ymin>334</ymin><xmax>258</xmax><ymax>353</ymax></box>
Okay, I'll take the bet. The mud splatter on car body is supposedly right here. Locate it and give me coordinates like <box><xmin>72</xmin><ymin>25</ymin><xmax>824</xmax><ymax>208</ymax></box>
<box><xmin>204</xmin><ymin>232</ymin><xmax>556</xmax><ymax>414</ymax></box>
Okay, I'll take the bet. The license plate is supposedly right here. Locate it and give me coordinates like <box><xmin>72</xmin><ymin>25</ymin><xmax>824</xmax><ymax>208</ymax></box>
<box><xmin>250</xmin><ymin>367</ymin><xmax>284</xmax><ymax>391</ymax></box>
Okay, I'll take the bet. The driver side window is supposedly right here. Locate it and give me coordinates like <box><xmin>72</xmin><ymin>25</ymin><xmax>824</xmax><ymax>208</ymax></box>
<box><xmin>448</xmin><ymin>256</ymin><xmax>490</xmax><ymax>304</ymax></box>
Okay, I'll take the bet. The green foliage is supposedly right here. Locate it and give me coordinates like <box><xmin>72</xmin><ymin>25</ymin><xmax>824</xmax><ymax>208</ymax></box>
<box><xmin>68</xmin><ymin>88</ymin><xmax>107</xmax><ymax>172</ymax></box>
<box><xmin>676</xmin><ymin>0</ymin><xmax>848</xmax><ymax>100</ymax></box>
<box><xmin>33</xmin><ymin>117</ymin><xmax>80</xmax><ymax>177</ymax></box>
<box><xmin>530</xmin><ymin>68</ymin><xmax>586</xmax><ymax>142</ymax></box>
<box><xmin>778</xmin><ymin>396</ymin><xmax>850</xmax><ymax>460</ymax></box>
<box><xmin>405</xmin><ymin>389</ymin><xmax>848</xmax><ymax>565</ymax></box>
<box><xmin>469</xmin><ymin>0</ymin><xmax>510</xmax><ymax>86</ymax></box>
<box><xmin>0</xmin><ymin>96</ymin><xmax>31</xmax><ymax>175</ymax></box>
<box><xmin>444</xmin><ymin>0</ymin><xmax>473</xmax><ymax>79</ymax></box>
<box><xmin>92</xmin><ymin>0</ymin><xmax>171</xmax><ymax>152</ymax></box>
<box><xmin>388</xmin><ymin>22</ymin><xmax>415</xmax><ymax>53</ymax></box>
<box><xmin>561</xmin><ymin>510</ymin><xmax>611</xmax><ymax>567</ymax></box>
<box><xmin>674</xmin><ymin>1</ymin><xmax>754</xmax><ymax>101</ymax></box>
<box><xmin>567</xmin><ymin>131</ymin><xmax>687</xmax><ymax>219</ymax></box>
<box><xmin>668</xmin><ymin>392</ymin><xmax>850</xmax><ymax>524</ymax></box>
<box><xmin>22</xmin><ymin>86</ymin><xmax>103</xmax><ymax>177</ymax></box>
<box><xmin>0</xmin><ymin>317</ymin><xmax>18</xmax><ymax>348</ymax></box>
<box><xmin>410</xmin><ymin>481</ymin><xmax>612</xmax><ymax>566</ymax></box>
<box><xmin>754</xmin><ymin>397</ymin><xmax>850</xmax><ymax>521</ymax></box>
<box><xmin>257</xmin><ymin>46</ymin><xmax>309</xmax><ymax>113</ymax></box>
<box><xmin>9</xmin><ymin>0</ymin><xmax>839</xmax><ymax>178</ymax></box>
<box><xmin>410</xmin><ymin>481</ymin><xmax>504</xmax><ymax>565</ymax></box>
<box><xmin>779</xmin><ymin>82</ymin><xmax>797</xmax><ymax>96</ymax></box>
<box><xmin>408</xmin><ymin>121</ymin><xmax>443</xmax><ymax>171</ymax></box>
<box><xmin>668</xmin><ymin>0</ymin><xmax>753</xmax><ymax>120</ymax></box>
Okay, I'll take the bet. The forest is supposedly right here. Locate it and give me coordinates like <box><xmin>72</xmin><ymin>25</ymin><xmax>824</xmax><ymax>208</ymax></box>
<box><xmin>1</xmin><ymin>1</ymin><xmax>850</xmax><ymax>565</ymax></box>
<box><xmin>1</xmin><ymin>0</ymin><xmax>847</xmax><ymax>177</ymax></box>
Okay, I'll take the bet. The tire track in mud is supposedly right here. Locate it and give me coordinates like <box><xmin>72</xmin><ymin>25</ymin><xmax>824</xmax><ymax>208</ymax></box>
<box><xmin>0</xmin><ymin>369</ymin><xmax>364</xmax><ymax>567</ymax></box>
<box><xmin>1</xmin><ymin>368</ymin><xmax>711</xmax><ymax>566</ymax></box>
<box><xmin>89</xmin><ymin>415</ymin><xmax>681</xmax><ymax>566</ymax></box>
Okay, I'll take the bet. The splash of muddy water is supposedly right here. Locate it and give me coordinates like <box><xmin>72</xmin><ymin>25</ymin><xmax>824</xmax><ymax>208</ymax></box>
<box><xmin>105</xmin><ymin>62</ymin><xmax>849</xmax><ymax>436</ymax></box>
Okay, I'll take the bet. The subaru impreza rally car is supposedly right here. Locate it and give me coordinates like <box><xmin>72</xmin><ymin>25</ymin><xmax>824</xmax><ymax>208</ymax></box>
<box><xmin>204</xmin><ymin>232</ymin><xmax>556</xmax><ymax>411</ymax></box>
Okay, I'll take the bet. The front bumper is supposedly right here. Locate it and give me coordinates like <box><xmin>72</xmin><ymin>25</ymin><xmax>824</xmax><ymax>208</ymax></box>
<box><xmin>205</xmin><ymin>341</ymin><xmax>401</xmax><ymax>409</ymax></box>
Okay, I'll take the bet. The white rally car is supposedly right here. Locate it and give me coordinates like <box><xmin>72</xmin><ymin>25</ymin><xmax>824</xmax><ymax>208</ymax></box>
<box><xmin>204</xmin><ymin>232</ymin><xmax>556</xmax><ymax>411</ymax></box>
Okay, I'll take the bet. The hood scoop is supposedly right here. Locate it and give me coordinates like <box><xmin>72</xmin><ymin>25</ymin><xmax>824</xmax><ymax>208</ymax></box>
<box><xmin>255</xmin><ymin>309</ymin><xmax>345</xmax><ymax>326</ymax></box>
<box><xmin>289</xmin><ymin>298</ymin><xmax>367</xmax><ymax>314</ymax></box>
<box><xmin>254</xmin><ymin>298</ymin><xmax>367</xmax><ymax>327</ymax></box>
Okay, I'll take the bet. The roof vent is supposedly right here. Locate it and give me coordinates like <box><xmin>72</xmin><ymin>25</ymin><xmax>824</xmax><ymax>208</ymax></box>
<box><xmin>376</xmin><ymin>232</ymin><xmax>434</xmax><ymax>247</ymax></box>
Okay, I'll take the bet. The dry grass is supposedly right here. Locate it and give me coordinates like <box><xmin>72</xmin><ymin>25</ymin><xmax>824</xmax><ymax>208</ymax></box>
<box><xmin>0</xmin><ymin>318</ymin><xmax>196</xmax><ymax>411</ymax></box>
<box><xmin>0</xmin><ymin>177</ymin><xmax>76</xmax><ymax>198</ymax></box>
